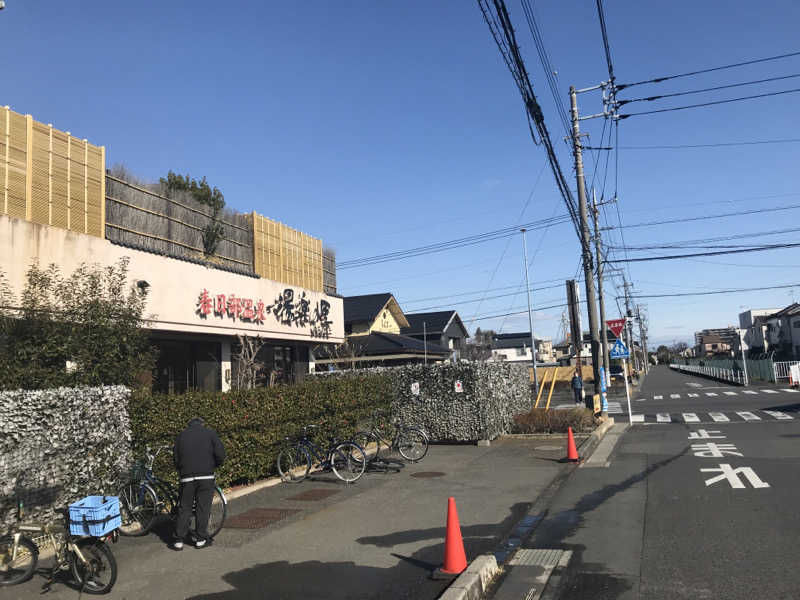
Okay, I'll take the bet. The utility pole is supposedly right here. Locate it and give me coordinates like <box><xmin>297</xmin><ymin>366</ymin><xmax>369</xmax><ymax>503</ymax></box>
<box><xmin>521</xmin><ymin>228</ymin><xmax>539</xmax><ymax>395</ymax></box>
<box><xmin>622</xmin><ymin>278</ymin><xmax>637</xmax><ymax>371</ymax></box>
<box><xmin>569</xmin><ymin>86</ymin><xmax>602</xmax><ymax>401</ymax></box>
<box><xmin>636</xmin><ymin>305</ymin><xmax>649</xmax><ymax>374</ymax></box>
<box><xmin>592</xmin><ymin>189</ymin><xmax>610</xmax><ymax>388</ymax></box>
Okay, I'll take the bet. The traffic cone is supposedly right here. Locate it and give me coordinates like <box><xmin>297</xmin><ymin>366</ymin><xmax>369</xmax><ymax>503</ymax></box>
<box><xmin>565</xmin><ymin>426</ymin><xmax>580</xmax><ymax>462</ymax></box>
<box><xmin>431</xmin><ymin>497</ymin><xmax>468</xmax><ymax>579</ymax></box>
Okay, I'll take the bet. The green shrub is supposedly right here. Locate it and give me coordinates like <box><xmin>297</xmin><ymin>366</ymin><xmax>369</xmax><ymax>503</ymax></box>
<box><xmin>128</xmin><ymin>373</ymin><xmax>392</xmax><ymax>487</ymax></box>
<box><xmin>511</xmin><ymin>408</ymin><xmax>595</xmax><ymax>434</ymax></box>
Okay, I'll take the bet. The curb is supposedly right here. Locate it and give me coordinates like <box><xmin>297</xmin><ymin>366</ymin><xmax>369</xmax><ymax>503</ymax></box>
<box><xmin>439</xmin><ymin>418</ymin><xmax>617</xmax><ymax>600</ymax></box>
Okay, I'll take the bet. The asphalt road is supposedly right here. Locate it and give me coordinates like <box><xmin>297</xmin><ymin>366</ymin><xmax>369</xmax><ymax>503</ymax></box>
<box><xmin>507</xmin><ymin>366</ymin><xmax>800</xmax><ymax>599</ymax></box>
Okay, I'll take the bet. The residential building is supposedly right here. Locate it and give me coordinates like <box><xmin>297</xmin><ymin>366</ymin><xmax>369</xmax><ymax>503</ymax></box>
<box><xmin>400</xmin><ymin>310</ymin><xmax>469</xmax><ymax>362</ymax></box>
<box><xmin>765</xmin><ymin>303</ymin><xmax>800</xmax><ymax>360</ymax></box>
<box><xmin>489</xmin><ymin>333</ymin><xmax>554</xmax><ymax>364</ymax></box>
<box><xmin>694</xmin><ymin>327</ymin><xmax>738</xmax><ymax>357</ymax></box>
<box><xmin>0</xmin><ymin>106</ymin><xmax>343</xmax><ymax>391</ymax></box>
<box><xmin>739</xmin><ymin>308</ymin><xmax>780</xmax><ymax>355</ymax></box>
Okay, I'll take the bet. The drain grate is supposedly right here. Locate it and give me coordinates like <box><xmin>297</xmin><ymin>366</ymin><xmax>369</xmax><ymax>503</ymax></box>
<box><xmin>509</xmin><ymin>548</ymin><xmax>564</xmax><ymax>567</ymax></box>
<box><xmin>287</xmin><ymin>488</ymin><xmax>340</xmax><ymax>502</ymax></box>
<box><xmin>224</xmin><ymin>508</ymin><xmax>301</xmax><ymax>529</ymax></box>
<box><xmin>410</xmin><ymin>471</ymin><xmax>446</xmax><ymax>478</ymax></box>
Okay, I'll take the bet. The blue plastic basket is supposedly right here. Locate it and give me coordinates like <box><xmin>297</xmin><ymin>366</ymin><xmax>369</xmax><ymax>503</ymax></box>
<box><xmin>68</xmin><ymin>495</ymin><xmax>121</xmax><ymax>537</ymax></box>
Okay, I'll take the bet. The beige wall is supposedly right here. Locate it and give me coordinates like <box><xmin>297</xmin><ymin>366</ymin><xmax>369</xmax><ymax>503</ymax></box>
<box><xmin>0</xmin><ymin>216</ymin><xmax>344</xmax><ymax>343</ymax></box>
<box><xmin>369</xmin><ymin>305</ymin><xmax>402</xmax><ymax>335</ymax></box>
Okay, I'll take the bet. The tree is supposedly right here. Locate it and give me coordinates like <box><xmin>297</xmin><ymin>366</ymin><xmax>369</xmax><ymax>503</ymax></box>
<box><xmin>462</xmin><ymin>327</ymin><xmax>496</xmax><ymax>362</ymax></box>
<box><xmin>0</xmin><ymin>258</ymin><xmax>156</xmax><ymax>390</ymax></box>
<box><xmin>159</xmin><ymin>171</ymin><xmax>226</xmax><ymax>256</ymax></box>
<box><xmin>231</xmin><ymin>334</ymin><xmax>267</xmax><ymax>389</ymax></box>
<box><xmin>656</xmin><ymin>345</ymin><xmax>670</xmax><ymax>365</ymax></box>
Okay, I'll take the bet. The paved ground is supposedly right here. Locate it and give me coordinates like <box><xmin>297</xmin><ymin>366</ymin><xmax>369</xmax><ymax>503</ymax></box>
<box><xmin>7</xmin><ymin>437</ymin><xmax>580</xmax><ymax>600</ymax></box>
<box><xmin>492</xmin><ymin>366</ymin><xmax>800</xmax><ymax>599</ymax></box>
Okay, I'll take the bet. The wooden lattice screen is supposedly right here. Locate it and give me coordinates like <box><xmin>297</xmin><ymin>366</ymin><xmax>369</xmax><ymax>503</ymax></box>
<box><xmin>251</xmin><ymin>212</ymin><xmax>323</xmax><ymax>292</ymax></box>
<box><xmin>0</xmin><ymin>106</ymin><xmax>105</xmax><ymax>237</ymax></box>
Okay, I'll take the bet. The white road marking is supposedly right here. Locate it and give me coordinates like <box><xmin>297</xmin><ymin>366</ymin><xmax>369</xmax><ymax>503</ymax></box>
<box><xmin>705</xmin><ymin>392</ymin><xmax>718</xmax><ymax>397</ymax></box>
<box><xmin>670</xmin><ymin>394</ymin><xmax>680</xmax><ymax>399</ymax></box>
<box><xmin>709</xmin><ymin>412</ymin><xmax>730</xmax><ymax>422</ymax></box>
<box><xmin>763</xmin><ymin>410</ymin><xmax>794</xmax><ymax>420</ymax></box>
<box><xmin>607</xmin><ymin>402</ymin><xmax>623</xmax><ymax>414</ymax></box>
<box><xmin>656</xmin><ymin>413</ymin><xmax>671</xmax><ymax>423</ymax></box>
<box><xmin>654</xmin><ymin>395</ymin><xmax>663</xmax><ymax>400</ymax></box>
<box><xmin>683</xmin><ymin>413</ymin><xmax>700</xmax><ymax>423</ymax></box>
<box><xmin>743</xmin><ymin>390</ymin><xmax>758</xmax><ymax>395</ymax></box>
<box><xmin>736</xmin><ymin>411</ymin><xmax>761</xmax><ymax>421</ymax></box>
<box><xmin>631</xmin><ymin>414</ymin><xmax>645</xmax><ymax>422</ymax></box>
<box><xmin>723</xmin><ymin>391</ymin><xmax>738</xmax><ymax>396</ymax></box>
<box><xmin>781</xmin><ymin>388</ymin><xmax>800</xmax><ymax>393</ymax></box>
<box><xmin>762</xmin><ymin>389</ymin><xmax>779</xmax><ymax>394</ymax></box>
<box><xmin>687</xmin><ymin>382</ymin><xmax>703</xmax><ymax>388</ymax></box>
<box><xmin>688</xmin><ymin>393</ymin><xmax>699</xmax><ymax>398</ymax></box>
<box><xmin>635</xmin><ymin>398</ymin><xmax>646</xmax><ymax>402</ymax></box>
<box><xmin>701</xmin><ymin>464</ymin><xmax>770</xmax><ymax>489</ymax></box>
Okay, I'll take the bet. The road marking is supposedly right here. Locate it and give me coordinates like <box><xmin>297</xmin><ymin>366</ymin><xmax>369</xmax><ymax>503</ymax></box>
<box><xmin>761</xmin><ymin>389</ymin><xmax>779</xmax><ymax>394</ymax></box>
<box><xmin>763</xmin><ymin>410</ymin><xmax>794</xmax><ymax>420</ymax></box>
<box><xmin>723</xmin><ymin>391</ymin><xmax>738</xmax><ymax>396</ymax></box>
<box><xmin>607</xmin><ymin>402</ymin><xmax>623</xmax><ymax>414</ymax></box>
<box><xmin>687</xmin><ymin>382</ymin><xmax>703</xmax><ymax>388</ymax></box>
<box><xmin>709</xmin><ymin>412</ymin><xmax>730</xmax><ymax>422</ymax></box>
<box><xmin>687</xmin><ymin>393</ymin><xmax>699</xmax><ymax>398</ymax></box>
<box><xmin>701</xmin><ymin>464</ymin><xmax>770</xmax><ymax>489</ymax></box>
<box><xmin>654</xmin><ymin>395</ymin><xmax>663</xmax><ymax>400</ymax></box>
<box><xmin>631</xmin><ymin>414</ymin><xmax>645</xmax><ymax>422</ymax></box>
<box><xmin>635</xmin><ymin>398</ymin><xmax>646</xmax><ymax>402</ymax></box>
<box><xmin>670</xmin><ymin>394</ymin><xmax>680</xmax><ymax>399</ymax></box>
<box><xmin>743</xmin><ymin>390</ymin><xmax>758</xmax><ymax>395</ymax></box>
<box><xmin>705</xmin><ymin>392</ymin><xmax>718</xmax><ymax>397</ymax></box>
<box><xmin>656</xmin><ymin>413</ymin><xmax>671</xmax><ymax>423</ymax></box>
<box><xmin>781</xmin><ymin>388</ymin><xmax>800</xmax><ymax>393</ymax></box>
<box><xmin>683</xmin><ymin>413</ymin><xmax>700</xmax><ymax>423</ymax></box>
<box><xmin>736</xmin><ymin>411</ymin><xmax>761</xmax><ymax>421</ymax></box>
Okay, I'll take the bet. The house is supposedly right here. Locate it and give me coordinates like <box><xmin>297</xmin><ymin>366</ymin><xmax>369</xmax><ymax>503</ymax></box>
<box><xmin>694</xmin><ymin>327</ymin><xmax>738</xmax><ymax>357</ymax></box>
<box><xmin>765</xmin><ymin>303</ymin><xmax>800</xmax><ymax>360</ymax></box>
<box><xmin>314</xmin><ymin>293</ymin><xmax>450</xmax><ymax>369</ymax></box>
<box><xmin>739</xmin><ymin>308</ymin><xmax>780</xmax><ymax>355</ymax></box>
<box><xmin>400</xmin><ymin>310</ymin><xmax>469</xmax><ymax>362</ymax></box>
<box><xmin>489</xmin><ymin>333</ymin><xmax>554</xmax><ymax>364</ymax></box>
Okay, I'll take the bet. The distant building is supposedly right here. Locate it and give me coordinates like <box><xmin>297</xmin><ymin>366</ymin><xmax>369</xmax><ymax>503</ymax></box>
<box><xmin>489</xmin><ymin>333</ymin><xmax>554</xmax><ymax>364</ymax></box>
<box><xmin>765</xmin><ymin>303</ymin><xmax>800</xmax><ymax>360</ymax></box>
<box><xmin>400</xmin><ymin>311</ymin><xmax>469</xmax><ymax>362</ymax></box>
<box><xmin>738</xmin><ymin>308</ymin><xmax>780</xmax><ymax>355</ymax></box>
<box><xmin>694</xmin><ymin>327</ymin><xmax>739</xmax><ymax>357</ymax></box>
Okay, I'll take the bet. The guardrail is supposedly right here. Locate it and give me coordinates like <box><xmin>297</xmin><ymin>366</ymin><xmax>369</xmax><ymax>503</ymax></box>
<box><xmin>669</xmin><ymin>363</ymin><xmax>746</xmax><ymax>385</ymax></box>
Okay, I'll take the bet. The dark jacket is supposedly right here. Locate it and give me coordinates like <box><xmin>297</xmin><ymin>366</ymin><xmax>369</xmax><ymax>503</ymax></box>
<box><xmin>571</xmin><ymin>375</ymin><xmax>583</xmax><ymax>390</ymax></box>
<box><xmin>173</xmin><ymin>421</ymin><xmax>226</xmax><ymax>479</ymax></box>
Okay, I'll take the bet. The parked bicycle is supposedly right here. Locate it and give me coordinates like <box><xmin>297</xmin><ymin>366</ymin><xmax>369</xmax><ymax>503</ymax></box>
<box><xmin>353</xmin><ymin>412</ymin><xmax>429</xmax><ymax>463</ymax></box>
<box><xmin>0</xmin><ymin>502</ymin><xmax>118</xmax><ymax>594</ymax></box>
<box><xmin>277</xmin><ymin>424</ymin><xmax>366</xmax><ymax>483</ymax></box>
<box><xmin>117</xmin><ymin>445</ymin><xmax>227</xmax><ymax>538</ymax></box>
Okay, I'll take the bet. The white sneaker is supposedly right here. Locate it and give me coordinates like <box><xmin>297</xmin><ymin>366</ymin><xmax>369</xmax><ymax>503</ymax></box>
<box><xmin>195</xmin><ymin>539</ymin><xmax>206</xmax><ymax>548</ymax></box>
<box><xmin>172</xmin><ymin>542</ymin><xmax>184</xmax><ymax>551</ymax></box>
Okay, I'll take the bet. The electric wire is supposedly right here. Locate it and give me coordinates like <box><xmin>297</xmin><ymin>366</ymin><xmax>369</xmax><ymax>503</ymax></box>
<box><xmin>619</xmin><ymin>87</ymin><xmax>800</xmax><ymax>118</ymax></box>
<box><xmin>625</xmin><ymin>283</ymin><xmax>800</xmax><ymax>300</ymax></box>
<box><xmin>609</xmin><ymin>241</ymin><xmax>800</xmax><ymax>263</ymax></box>
<box><xmin>621</xmin><ymin>138</ymin><xmax>800</xmax><ymax>150</ymax></box>
<box><xmin>617</xmin><ymin>73</ymin><xmax>800</xmax><ymax>105</ymax></box>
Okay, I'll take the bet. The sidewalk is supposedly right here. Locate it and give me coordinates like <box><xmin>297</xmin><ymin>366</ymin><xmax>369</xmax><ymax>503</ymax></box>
<box><xmin>8</xmin><ymin>436</ymin><xmax>585</xmax><ymax>600</ymax></box>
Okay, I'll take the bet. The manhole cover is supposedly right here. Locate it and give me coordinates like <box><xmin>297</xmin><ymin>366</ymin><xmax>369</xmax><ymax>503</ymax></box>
<box><xmin>535</xmin><ymin>445</ymin><xmax>562</xmax><ymax>451</ymax></box>
<box><xmin>287</xmin><ymin>488</ymin><xmax>340</xmax><ymax>502</ymax></box>
<box><xmin>411</xmin><ymin>471</ymin><xmax>446</xmax><ymax>478</ymax></box>
<box><xmin>224</xmin><ymin>508</ymin><xmax>301</xmax><ymax>529</ymax></box>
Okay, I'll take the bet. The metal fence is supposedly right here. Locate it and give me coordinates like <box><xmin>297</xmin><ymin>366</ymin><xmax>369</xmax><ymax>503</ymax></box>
<box><xmin>670</xmin><ymin>363</ymin><xmax>746</xmax><ymax>385</ymax></box>
<box><xmin>676</xmin><ymin>357</ymin><xmax>777</xmax><ymax>383</ymax></box>
<box><xmin>773</xmin><ymin>361</ymin><xmax>800</xmax><ymax>382</ymax></box>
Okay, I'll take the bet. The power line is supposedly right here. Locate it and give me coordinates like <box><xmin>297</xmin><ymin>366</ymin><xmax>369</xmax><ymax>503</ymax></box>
<box><xmin>610</xmin><ymin>241</ymin><xmax>800</xmax><ymax>263</ymax></box>
<box><xmin>626</xmin><ymin>283</ymin><xmax>800</xmax><ymax>300</ymax></box>
<box><xmin>621</xmin><ymin>138</ymin><xmax>800</xmax><ymax>150</ymax></box>
<box><xmin>619</xmin><ymin>87</ymin><xmax>800</xmax><ymax>118</ymax></box>
<box><xmin>462</xmin><ymin>301</ymin><xmax>573</xmax><ymax>324</ymax></box>
<box><xmin>618</xmin><ymin>50</ymin><xmax>800</xmax><ymax>89</ymax></box>
<box><xmin>619</xmin><ymin>202</ymin><xmax>800</xmax><ymax>230</ymax></box>
<box><xmin>618</xmin><ymin>73</ymin><xmax>800</xmax><ymax>105</ymax></box>
<box><xmin>610</xmin><ymin>226</ymin><xmax>800</xmax><ymax>251</ymax></box>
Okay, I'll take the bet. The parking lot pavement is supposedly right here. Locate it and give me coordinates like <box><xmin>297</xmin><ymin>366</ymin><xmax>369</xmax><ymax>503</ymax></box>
<box><xmin>8</xmin><ymin>438</ymin><xmax>574</xmax><ymax>600</ymax></box>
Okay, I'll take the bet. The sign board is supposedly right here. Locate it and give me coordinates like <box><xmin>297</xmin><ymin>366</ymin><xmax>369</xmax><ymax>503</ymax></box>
<box><xmin>411</xmin><ymin>382</ymin><xmax>420</xmax><ymax>396</ymax></box>
<box><xmin>790</xmin><ymin>364</ymin><xmax>800</xmax><ymax>386</ymax></box>
<box><xmin>609</xmin><ymin>339</ymin><xmax>630</xmax><ymax>359</ymax></box>
<box><xmin>454</xmin><ymin>380</ymin><xmax>463</xmax><ymax>393</ymax></box>
<box><xmin>606</xmin><ymin>318</ymin><xmax>626</xmax><ymax>338</ymax></box>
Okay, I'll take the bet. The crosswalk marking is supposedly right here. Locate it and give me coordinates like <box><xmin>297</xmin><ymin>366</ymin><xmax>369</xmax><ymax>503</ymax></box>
<box><xmin>781</xmin><ymin>388</ymin><xmax>799</xmax><ymax>393</ymax></box>
<box><xmin>762</xmin><ymin>389</ymin><xmax>778</xmax><ymax>394</ymax></box>
<box><xmin>736</xmin><ymin>411</ymin><xmax>761</xmax><ymax>421</ymax></box>
<box><xmin>763</xmin><ymin>410</ymin><xmax>793</xmax><ymax>420</ymax></box>
<box><xmin>723</xmin><ymin>391</ymin><xmax>738</xmax><ymax>396</ymax></box>
<box><xmin>656</xmin><ymin>413</ymin><xmax>671</xmax><ymax>423</ymax></box>
<box><xmin>670</xmin><ymin>394</ymin><xmax>680</xmax><ymax>399</ymax></box>
<box><xmin>607</xmin><ymin>402</ymin><xmax>623</xmax><ymax>414</ymax></box>
<box><xmin>654</xmin><ymin>395</ymin><xmax>663</xmax><ymax>400</ymax></box>
<box><xmin>705</xmin><ymin>392</ymin><xmax>718</xmax><ymax>397</ymax></box>
<box><xmin>709</xmin><ymin>412</ymin><xmax>729</xmax><ymax>422</ymax></box>
<box><xmin>743</xmin><ymin>390</ymin><xmax>758</xmax><ymax>394</ymax></box>
<box><xmin>683</xmin><ymin>413</ymin><xmax>700</xmax><ymax>422</ymax></box>
<box><xmin>631</xmin><ymin>414</ymin><xmax>645</xmax><ymax>422</ymax></box>
<box><xmin>688</xmin><ymin>393</ymin><xmax>699</xmax><ymax>397</ymax></box>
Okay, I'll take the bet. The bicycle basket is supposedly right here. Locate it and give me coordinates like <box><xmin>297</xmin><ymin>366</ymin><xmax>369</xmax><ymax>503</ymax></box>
<box><xmin>129</xmin><ymin>463</ymin><xmax>147</xmax><ymax>480</ymax></box>
<box><xmin>68</xmin><ymin>496</ymin><xmax>121</xmax><ymax>537</ymax></box>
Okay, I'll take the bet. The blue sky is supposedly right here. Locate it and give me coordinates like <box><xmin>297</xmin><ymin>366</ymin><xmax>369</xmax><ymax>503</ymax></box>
<box><xmin>3</xmin><ymin>1</ymin><xmax>799</xmax><ymax>347</ymax></box>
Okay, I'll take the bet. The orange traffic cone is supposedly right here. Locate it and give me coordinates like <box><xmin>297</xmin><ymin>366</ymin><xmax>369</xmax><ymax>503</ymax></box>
<box><xmin>431</xmin><ymin>497</ymin><xmax>468</xmax><ymax>579</ymax></box>
<box><xmin>566</xmin><ymin>426</ymin><xmax>580</xmax><ymax>462</ymax></box>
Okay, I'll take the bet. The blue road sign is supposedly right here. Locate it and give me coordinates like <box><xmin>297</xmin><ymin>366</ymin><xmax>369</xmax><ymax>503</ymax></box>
<box><xmin>609</xmin><ymin>339</ymin><xmax>630</xmax><ymax>359</ymax></box>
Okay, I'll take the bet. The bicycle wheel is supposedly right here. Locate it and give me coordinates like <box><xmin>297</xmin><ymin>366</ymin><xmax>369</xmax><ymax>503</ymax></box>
<box><xmin>277</xmin><ymin>446</ymin><xmax>311</xmax><ymax>483</ymax></box>
<box><xmin>0</xmin><ymin>535</ymin><xmax>38</xmax><ymax>586</ymax></box>
<box><xmin>117</xmin><ymin>481</ymin><xmax>159</xmax><ymax>536</ymax></box>
<box><xmin>330</xmin><ymin>442</ymin><xmax>366</xmax><ymax>483</ymax></box>
<box><xmin>398</xmin><ymin>427</ymin><xmax>429</xmax><ymax>462</ymax></box>
<box><xmin>70</xmin><ymin>539</ymin><xmax>117</xmax><ymax>595</ymax></box>
<box><xmin>352</xmin><ymin>431</ymin><xmax>380</xmax><ymax>462</ymax></box>
<box><xmin>189</xmin><ymin>485</ymin><xmax>227</xmax><ymax>539</ymax></box>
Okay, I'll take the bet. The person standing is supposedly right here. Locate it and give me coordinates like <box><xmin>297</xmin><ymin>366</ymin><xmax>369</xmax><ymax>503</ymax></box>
<box><xmin>172</xmin><ymin>417</ymin><xmax>225</xmax><ymax>550</ymax></box>
<box><xmin>571</xmin><ymin>369</ymin><xmax>584</xmax><ymax>406</ymax></box>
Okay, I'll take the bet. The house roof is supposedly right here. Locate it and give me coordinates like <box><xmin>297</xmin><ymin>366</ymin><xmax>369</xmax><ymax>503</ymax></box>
<box><xmin>343</xmin><ymin>293</ymin><xmax>409</xmax><ymax>328</ymax></box>
<box><xmin>492</xmin><ymin>332</ymin><xmax>548</xmax><ymax>350</ymax></box>
<box><xmin>402</xmin><ymin>311</ymin><xmax>469</xmax><ymax>338</ymax></box>
<box><xmin>770</xmin><ymin>303</ymin><xmax>800</xmax><ymax>318</ymax></box>
<box><xmin>316</xmin><ymin>331</ymin><xmax>450</xmax><ymax>359</ymax></box>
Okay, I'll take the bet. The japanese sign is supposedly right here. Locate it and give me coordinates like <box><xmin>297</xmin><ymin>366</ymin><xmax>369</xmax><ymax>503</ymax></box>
<box><xmin>609</xmin><ymin>339</ymin><xmax>630</xmax><ymax>359</ymax></box>
<box><xmin>196</xmin><ymin>288</ymin><xmax>333</xmax><ymax>339</ymax></box>
<box><xmin>689</xmin><ymin>429</ymin><xmax>770</xmax><ymax>490</ymax></box>
<box><xmin>606</xmin><ymin>318</ymin><xmax>626</xmax><ymax>338</ymax></box>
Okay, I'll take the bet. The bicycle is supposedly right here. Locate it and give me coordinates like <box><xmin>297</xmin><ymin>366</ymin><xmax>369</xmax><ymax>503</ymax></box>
<box><xmin>353</xmin><ymin>412</ymin><xmax>429</xmax><ymax>463</ymax></box>
<box><xmin>277</xmin><ymin>425</ymin><xmax>366</xmax><ymax>484</ymax></box>
<box><xmin>0</xmin><ymin>503</ymin><xmax>118</xmax><ymax>594</ymax></box>
<box><xmin>116</xmin><ymin>445</ymin><xmax>227</xmax><ymax>539</ymax></box>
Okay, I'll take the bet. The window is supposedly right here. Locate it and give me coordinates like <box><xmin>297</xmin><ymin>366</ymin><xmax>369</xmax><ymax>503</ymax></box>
<box><xmin>793</xmin><ymin>320</ymin><xmax>800</xmax><ymax>328</ymax></box>
<box><xmin>516</xmin><ymin>347</ymin><xmax>526</xmax><ymax>356</ymax></box>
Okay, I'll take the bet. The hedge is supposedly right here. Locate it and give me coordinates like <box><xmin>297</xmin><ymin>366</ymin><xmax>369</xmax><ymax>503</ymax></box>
<box><xmin>511</xmin><ymin>407</ymin><xmax>595</xmax><ymax>434</ymax></box>
<box><xmin>128</xmin><ymin>373</ymin><xmax>392</xmax><ymax>487</ymax></box>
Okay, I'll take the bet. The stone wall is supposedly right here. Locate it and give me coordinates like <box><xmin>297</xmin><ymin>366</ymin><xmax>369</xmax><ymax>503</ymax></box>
<box><xmin>0</xmin><ymin>386</ymin><xmax>132</xmax><ymax>527</ymax></box>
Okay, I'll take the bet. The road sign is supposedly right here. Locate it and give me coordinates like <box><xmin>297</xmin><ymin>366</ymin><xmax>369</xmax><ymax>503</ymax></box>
<box><xmin>609</xmin><ymin>339</ymin><xmax>630</xmax><ymax>359</ymax></box>
<box><xmin>606</xmin><ymin>318</ymin><xmax>626</xmax><ymax>338</ymax></box>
